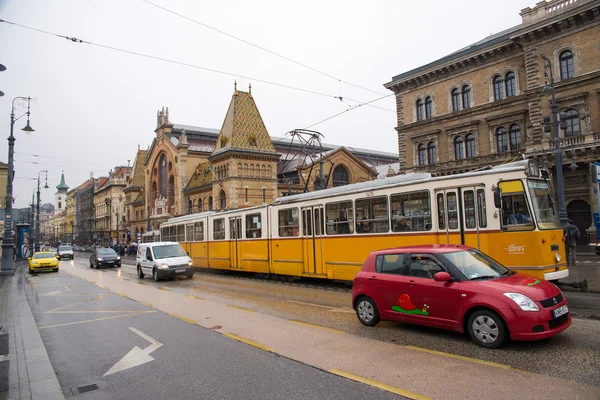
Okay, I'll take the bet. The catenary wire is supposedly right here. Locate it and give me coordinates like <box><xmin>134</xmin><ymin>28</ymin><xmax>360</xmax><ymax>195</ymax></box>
<box><xmin>0</xmin><ymin>19</ymin><xmax>393</xmax><ymax>113</ymax></box>
<box><xmin>141</xmin><ymin>0</ymin><xmax>387</xmax><ymax>97</ymax></box>
<box><xmin>304</xmin><ymin>93</ymin><xmax>394</xmax><ymax>129</ymax></box>
<box><xmin>15</xmin><ymin>152</ymin><xmax>113</xmax><ymax>168</ymax></box>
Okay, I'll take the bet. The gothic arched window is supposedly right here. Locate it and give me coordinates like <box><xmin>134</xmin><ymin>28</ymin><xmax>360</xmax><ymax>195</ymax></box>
<box><xmin>465</xmin><ymin>134</ymin><xmax>475</xmax><ymax>158</ymax></box>
<box><xmin>219</xmin><ymin>190</ymin><xmax>226</xmax><ymax>210</ymax></box>
<box><xmin>559</xmin><ymin>50</ymin><xmax>574</xmax><ymax>80</ymax></box>
<box><xmin>332</xmin><ymin>165</ymin><xmax>349</xmax><ymax>187</ymax></box>
<box><xmin>416</xmin><ymin>99</ymin><xmax>424</xmax><ymax>121</ymax></box>
<box><xmin>424</xmin><ymin>96</ymin><xmax>433</xmax><ymax>119</ymax></box>
<box><xmin>208</xmin><ymin>196</ymin><xmax>213</xmax><ymax>211</ymax></box>
<box><xmin>451</xmin><ymin>89</ymin><xmax>460</xmax><ymax>111</ymax></box>
<box><xmin>168</xmin><ymin>175</ymin><xmax>175</xmax><ymax>210</ymax></box>
<box><xmin>159</xmin><ymin>154</ymin><xmax>167</xmax><ymax>198</ymax></box>
<box><xmin>493</xmin><ymin>75</ymin><xmax>503</xmax><ymax>100</ymax></box>
<box><xmin>509</xmin><ymin>124</ymin><xmax>521</xmax><ymax>150</ymax></box>
<box><xmin>505</xmin><ymin>71</ymin><xmax>516</xmax><ymax>97</ymax></box>
<box><xmin>461</xmin><ymin>85</ymin><xmax>471</xmax><ymax>109</ymax></box>
<box><xmin>496</xmin><ymin>127</ymin><xmax>508</xmax><ymax>153</ymax></box>
<box><xmin>417</xmin><ymin>144</ymin><xmax>426</xmax><ymax>166</ymax></box>
<box><xmin>198</xmin><ymin>198</ymin><xmax>203</xmax><ymax>213</ymax></box>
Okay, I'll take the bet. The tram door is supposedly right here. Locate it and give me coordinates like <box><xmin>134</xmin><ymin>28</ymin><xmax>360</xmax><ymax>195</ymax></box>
<box><xmin>185</xmin><ymin>223</ymin><xmax>194</xmax><ymax>259</ymax></box>
<box><xmin>461</xmin><ymin>186</ymin><xmax>485</xmax><ymax>250</ymax></box>
<box><xmin>301</xmin><ymin>206</ymin><xmax>325</xmax><ymax>276</ymax></box>
<box><xmin>436</xmin><ymin>189</ymin><xmax>463</xmax><ymax>245</ymax></box>
<box><xmin>229</xmin><ymin>217</ymin><xmax>242</xmax><ymax>268</ymax></box>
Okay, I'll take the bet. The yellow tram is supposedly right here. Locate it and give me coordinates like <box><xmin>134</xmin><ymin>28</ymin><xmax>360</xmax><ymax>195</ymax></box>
<box><xmin>160</xmin><ymin>159</ymin><xmax>567</xmax><ymax>282</ymax></box>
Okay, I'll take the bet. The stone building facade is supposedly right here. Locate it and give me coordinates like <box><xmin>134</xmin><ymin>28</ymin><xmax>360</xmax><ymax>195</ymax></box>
<box><xmin>74</xmin><ymin>179</ymin><xmax>96</xmax><ymax>245</ymax></box>
<box><xmin>124</xmin><ymin>147</ymin><xmax>148</xmax><ymax>242</ymax></box>
<box><xmin>94</xmin><ymin>166</ymin><xmax>131</xmax><ymax>245</ymax></box>
<box><xmin>384</xmin><ymin>0</ymin><xmax>600</xmax><ymax>244</ymax></box>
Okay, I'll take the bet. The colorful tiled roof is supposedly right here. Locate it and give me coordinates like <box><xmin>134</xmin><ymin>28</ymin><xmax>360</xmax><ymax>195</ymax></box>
<box><xmin>213</xmin><ymin>89</ymin><xmax>276</xmax><ymax>155</ymax></box>
<box><xmin>132</xmin><ymin>191</ymin><xmax>145</xmax><ymax>205</ymax></box>
<box><xmin>185</xmin><ymin>161</ymin><xmax>213</xmax><ymax>192</ymax></box>
<box><xmin>130</xmin><ymin>150</ymin><xmax>147</xmax><ymax>187</ymax></box>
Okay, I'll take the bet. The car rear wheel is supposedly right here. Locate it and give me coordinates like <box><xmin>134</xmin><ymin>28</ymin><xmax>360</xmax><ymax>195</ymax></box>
<box><xmin>355</xmin><ymin>296</ymin><xmax>380</xmax><ymax>326</ymax></box>
<box><xmin>467</xmin><ymin>310</ymin><xmax>507</xmax><ymax>349</ymax></box>
<box><xmin>153</xmin><ymin>268</ymin><xmax>159</xmax><ymax>282</ymax></box>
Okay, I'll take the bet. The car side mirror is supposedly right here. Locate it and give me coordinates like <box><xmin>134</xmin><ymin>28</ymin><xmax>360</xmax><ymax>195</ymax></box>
<box><xmin>494</xmin><ymin>187</ymin><xmax>502</xmax><ymax>209</ymax></box>
<box><xmin>434</xmin><ymin>272</ymin><xmax>452</xmax><ymax>282</ymax></box>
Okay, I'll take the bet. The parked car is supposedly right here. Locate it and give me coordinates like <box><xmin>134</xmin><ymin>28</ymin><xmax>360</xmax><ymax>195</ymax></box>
<box><xmin>28</xmin><ymin>251</ymin><xmax>59</xmax><ymax>273</ymax></box>
<box><xmin>89</xmin><ymin>247</ymin><xmax>121</xmax><ymax>268</ymax></box>
<box><xmin>136</xmin><ymin>242</ymin><xmax>194</xmax><ymax>282</ymax></box>
<box><xmin>352</xmin><ymin>245</ymin><xmax>571</xmax><ymax>348</ymax></box>
<box><xmin>57</xmin><ymin>245</ymin><xmax>74</xmax><ymax>260</ymax></box>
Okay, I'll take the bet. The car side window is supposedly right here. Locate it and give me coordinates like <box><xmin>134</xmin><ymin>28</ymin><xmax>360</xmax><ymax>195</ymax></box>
<box><xmin>409</xmin><ymin>255</ymin><xmax>444</xmax><ymax>279</ymax></box>
<box><xmin>376</xmin><ymin>254</ymin><xmax>409</xmax><ymax>275</ymax></box>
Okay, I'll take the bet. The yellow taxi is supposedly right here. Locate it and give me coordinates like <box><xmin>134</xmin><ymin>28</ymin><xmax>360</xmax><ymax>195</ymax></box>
<box><xmin>28</xmin><ymin>251</ymin><xmax>59</xmax><ymax>273</ymax></box>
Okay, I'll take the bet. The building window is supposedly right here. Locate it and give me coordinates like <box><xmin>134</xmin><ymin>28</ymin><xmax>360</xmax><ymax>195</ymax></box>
<box><xmin>454</xmin><ymin>136</ymin><xmax>464</xmax><ymax>160</ymax></box>
<box><xmin>424</xmin><ymin>96</ymin><xmax>433</xmax><ymax>119</ymax></box>
<box><xmin>559</xmin><ymin>50</ymin><xmax>574</xmax><ymax>80</ymax></box>
<box><xmin>427</xmin><ymin>142</ymin><xmax>436</xmax><ymax>165</ymax></box>
<box><xmin>461</xmin><ymin>85</ymin><xmax>471</xmax><ymax>109</ymax></box>
<box><xmin>198</xmin><ymin>198</ymin><xmax>203</xmax><ymax>212</ymax></box>
<box><xmin>219</xmin><ymin>190</ymin><xmax>226</xmax><ymax>210</ymax></box>
<box><xmin>208</xmin><ymin>196</ymin><xmax>213</xmax><ymax>211</ymax></box>
<box><xmin>509</xmin><ymin>124</ymin><xmax>521</xmax><ymax>150</ymax></box>
<box><xmin>451</xmin><ymin>89</ymin><xmax>460</xmax><ymax>111</ymax></box>
<box><xmin>416</xmin><ymin>99</ymin><xmax>424</xmax><ymax>121</ymax></box>
<box><xmin>493</xmin><ymin>75</ymin><xmax>503</xmax><ymax>100</ymax></box>
<box><xmin>159</xmin><ymin>155</ymin><xmax>167</xmax><ymax>198</ymax></box>
<box><xmin>332</xmin><ymin>165</ymin><xmax>349</xmax><ymax>187</ymax></box>
<box><xmin>505</xmin><ymin>71</ymin><xmax>516</xmax><ymax>97</ymax></box>
<box><xmin>417</xmin><ymin>144</ymin><xmax>426</xmax><ymax>166</ymax></box>
<box><xmin>496</xmin><ymin>127</ymin><xmax>508</xmax><ymax>153</ymax></box>
<box><xmin>465</xmin><ymin>134</ymin><xmax>475</xmax><ymax>158</ymax></box>
<box><xmin>168</xmin><ymin>175</ymin><xmax>174</xmax><ymax>210</ymax></box>
<box><xmin>262</xmin><ymin>188</ymin><xmax>266</xmax><ymax>203</ymax></box>
<box><xmin>563</xmin><ymin>108</ymin><xmax>580</xmax><ymax>137</ymax></box>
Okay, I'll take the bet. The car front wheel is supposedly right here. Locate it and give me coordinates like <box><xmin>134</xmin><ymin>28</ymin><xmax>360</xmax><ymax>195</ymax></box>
<box><xmin>153</xmin><ymin>268</ymin><xmax>159</xmax><ymax>282</ymax></box>
<box><xmin>137</xmin><ymin>265</ymin><xmax>144</xmax><ymax>279</ymax></box>
<box><xmin>355</xmin><ymin>296</ymin><xmax>380</xmax><ymax>326</ymax></box>
<box><xmin>467</xmin><ymin>310</ymin><xmax>507</xmax><ymax>349</ymax></box>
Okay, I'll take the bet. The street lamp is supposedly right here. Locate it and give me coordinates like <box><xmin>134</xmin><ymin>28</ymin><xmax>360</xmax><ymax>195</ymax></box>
<box><xmin>541</xmin><ymin>54</ymin><xmax>568</xmax><ymax>228</ymax></box>
<box><xmin>1</xmin><ymin>96</ymin><xmax>35</xmax><ymax>275</ymax></box>
<box><xmin>35</xmin><ymin>170</ymin><xmax>49</xmax><ymax>252</ymax></box>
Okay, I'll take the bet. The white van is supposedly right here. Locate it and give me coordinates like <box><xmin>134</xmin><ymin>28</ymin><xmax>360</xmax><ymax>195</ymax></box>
<box><xmin>136</xmin><ymin>242</ymin><xmax>194</xmax><ymax>281</ymax></box>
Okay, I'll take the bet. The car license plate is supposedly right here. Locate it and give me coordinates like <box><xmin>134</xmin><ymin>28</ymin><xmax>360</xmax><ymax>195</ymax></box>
<box><xmin>553</xmin><ymin>304</ymin><xmax>569</xmax><ymax>318</ymax></box>
<box><xmin>176</xmin><ymin>268</ymin><xmax>186</xmax><ymax>273</ymax></box>
<box><xmin>106</xmin><ymin>261</ymin><xmax>113</xmax><ymax>264</ymax></box>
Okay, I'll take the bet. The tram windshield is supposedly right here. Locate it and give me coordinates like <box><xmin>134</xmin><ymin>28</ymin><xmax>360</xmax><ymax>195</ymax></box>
<box><xmin>527</xmin><ymin>180</ymin><xmax>560</xmax><ymax>229</ymax></box>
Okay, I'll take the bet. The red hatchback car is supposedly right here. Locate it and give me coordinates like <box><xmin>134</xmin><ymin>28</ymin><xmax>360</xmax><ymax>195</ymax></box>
<box><xmin>352</xmin><ymin>245</ymin><xmax>571</xmax><ymax>348</ymax></box>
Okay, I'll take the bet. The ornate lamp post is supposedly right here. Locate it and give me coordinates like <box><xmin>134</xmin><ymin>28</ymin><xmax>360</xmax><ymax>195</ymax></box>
<box><xmin>1</xmin><ymin>96</ymin><xmax>35</xmax><ymax>275</ymax></box>
<box><xmin>35</xmin><ymin>170</ymin><xmax>49</xmax><ymax>252</ymax></box>
<box><xmin>541</xmin><ymin>54</ymin><xmax>568</xmax><ymax>228</ymax></box>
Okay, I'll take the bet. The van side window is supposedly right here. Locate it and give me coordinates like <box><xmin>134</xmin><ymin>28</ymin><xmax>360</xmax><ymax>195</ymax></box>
<box><xmin>146</xmin><ymin>248</ymin><xmax>152</xmax><ymax>260</ymax></box>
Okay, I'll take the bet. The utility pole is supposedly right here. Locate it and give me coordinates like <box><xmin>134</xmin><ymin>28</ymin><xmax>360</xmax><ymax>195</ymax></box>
<box><xmin>541</xmin><ymin>54</ymin><xmax>568</xmax><ymax>228</ymax></box>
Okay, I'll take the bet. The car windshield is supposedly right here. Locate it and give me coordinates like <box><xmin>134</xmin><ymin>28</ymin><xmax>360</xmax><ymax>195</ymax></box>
<box><xmin>97</xmin><ymin>248</ymin><xmax>117</xmax><ymax>256</ymax></box>
<box><xmin>152</xmin><ymin>244</ymin><xmax>186</xmax><ymax>259</ymax></box>
<box><xmin>33</xmin><ymin>253</ymin><xmax>56</xmax><ymax>259</ymax></box>
<box><xmin>527</xmin><ymin>180</ymin><xmax>560</xmax><ymax>229</ymax></box>
<box><xmin>59</xmin><ymin>246</ymin><xmax>72</xmax><ymax>251</ymax></box>
<box><xmin>442</xmin><ymin>249</ymin><xmax>510</xmax><ymax>280</ymax></box>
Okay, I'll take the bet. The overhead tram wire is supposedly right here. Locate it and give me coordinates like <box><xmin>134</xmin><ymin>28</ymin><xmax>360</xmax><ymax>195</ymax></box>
<box><xmin>14</xmin><ymin>159</ymin><xmax>111</xmax><ymax>174</ymax></box>
<box><xmin>15</xmin><ymin>151</ymin><xmax>111</xmax><ymax>168</ymax></box>
<box><xmin>141</xmin><ymin>0</ymin><xmax>387</xmax><ymax>98</ymax></box>
<box><xmin>303</xmin><ymin>93</ymin><xmax>394</xmax><ymax>129</ymax></box>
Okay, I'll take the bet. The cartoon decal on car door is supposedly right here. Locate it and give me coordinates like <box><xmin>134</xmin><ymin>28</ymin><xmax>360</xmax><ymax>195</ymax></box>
<box><xmin>391</xmin><ymin>293</ymin><xmax>430</xmax><ymax>316</ymax></box>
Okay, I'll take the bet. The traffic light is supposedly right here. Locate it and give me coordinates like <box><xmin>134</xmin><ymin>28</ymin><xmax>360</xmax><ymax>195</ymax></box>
<box><xmin>543</xmin><ymin>116</ymin><xmax>552</xmax><ymax>134</ymax></box>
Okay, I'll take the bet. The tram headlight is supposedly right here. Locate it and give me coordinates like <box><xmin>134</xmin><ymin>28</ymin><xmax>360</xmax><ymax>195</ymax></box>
<box><xmin>554</xmin><ymin>253</ymin><xmax>561</xmax><ymax>263</ymax></box>
<box><xmin>503</xmin><ymin>293</ymin><xmax>539</xmax><ymax>312</ymax></box>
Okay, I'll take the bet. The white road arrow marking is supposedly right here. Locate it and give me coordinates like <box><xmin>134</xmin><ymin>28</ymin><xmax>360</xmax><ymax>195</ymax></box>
<box><xmin>104</xmin><ymin>327</ymin><xmax>163</xmax><ymax>376</ymax></box>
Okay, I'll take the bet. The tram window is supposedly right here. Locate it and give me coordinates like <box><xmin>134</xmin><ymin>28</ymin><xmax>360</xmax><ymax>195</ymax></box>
<box><xmin>278</xmin><ymin>208</ymin><xmax>299</xmax><ymax>237</ymax></box>
<box><xmin>376</xmin><ymin>254</ymin><xmax>409</xmax><ymax>275</ymax></box>
<box><xmin>185</xmin><ymin>224</ymin><xmax>193</xmax><ymax>242</ymax></box>
<box><xmin>437</xmin><ymin>193</ymin><xmax>445</xmax><ymax>230</ymax></box>
<box><xmin>356</xmin><ymin>196</ymin><xmax>389</xmax><ymax>234</ymax></box>
<box><xmin>161</xmin><ymin>226</ymin><xmax>169</xmax><ymax>242</ymax></box>
<box><xmin>326</xmin><ymin>201</ymin><xmax>354</xmax><ymax>235</ymax></box>
<box><xmin>213</xmin><ymin>218</ymin><xmax>225</xmax><ymax>240</ymax></box>
<box><xmin>447</xmin><ymin>193</ymin><xmax>458</xmax><ymax>229</ymax></box>
<box><xmin>314</xmin><ymin>208</ymin><xmax>324</xmax><ymax>236</ymax></box>
<box><xmin>477</xmin><ymin>189</ymin><xmax>487</xmax><ymax>228</ymax></box>
<box><xmin>500</xmin><ymin>195</ymin><xmax>534</xmax><ymax>230</ymax></box>
<box><xmin>177</xmin><ymin>225</ymin><xmax>185</xmax><ymax>242</ymax></box>
<box><xmin>246</xmin><ymin>213</ymin><xmax>262</xmax><ymax>238</ymax></box>
<box><xmin>194</xmin><ymin>221</ymin><xmax>204</xmax><ymax>241</ymax></box>
<box><xmin>170</xmin><ymin>226</ymin><xmax>176</xmax><ymax>242</ymax></box>
<box><xmin>303</xmin><ymin>209</ymin><xmax>313</xmax><ymax>236</ymax></box>
<box><xmin>464</xmin><ymin>191</ymin><xmax>476</xmax><ymax>229</ymax></box>
<box><xmin>391</xmin><ymin>191</ymin><xmax>431</xmax><ymax>232</ymax></box>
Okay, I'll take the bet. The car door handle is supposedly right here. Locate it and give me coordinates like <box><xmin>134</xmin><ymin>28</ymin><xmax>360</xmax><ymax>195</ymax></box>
<box><xmin>408</xmin><ymin>280</ymin><xmax>416</xmax><ymax>286</ymax></box>
<box><xmin>369</xmin><ymin>275</ymin><xmax>377</xmax><ymax>280</ymax></box>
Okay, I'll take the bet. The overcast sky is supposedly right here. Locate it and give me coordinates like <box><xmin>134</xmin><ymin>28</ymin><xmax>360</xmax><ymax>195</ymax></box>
<box><xmin>0</xmin><ymin>0</ymin><xmax>535</xmax><ymax>208</ymax></box>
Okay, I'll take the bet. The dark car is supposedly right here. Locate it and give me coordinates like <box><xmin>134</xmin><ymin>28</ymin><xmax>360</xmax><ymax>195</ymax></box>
<box><xmin>57</xmin><ymin>245</ymin><xmax>74</xmax><ymax>260</ymax></box>
<box><xmin>89</xmin><ymin>247</ymin><xmax>121</xmax><ymax>268</ymax></box>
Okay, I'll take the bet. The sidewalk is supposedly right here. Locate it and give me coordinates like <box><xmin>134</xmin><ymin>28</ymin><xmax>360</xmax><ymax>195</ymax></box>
<box><xmin>562</xmin><ymin>245</ymin><xmax>600</xmax><ymax>293</ymax></box>
<box><xmin>0</xmin><ymin>262</ymin><xmax>64</xmax><ymax>400</ymax></box>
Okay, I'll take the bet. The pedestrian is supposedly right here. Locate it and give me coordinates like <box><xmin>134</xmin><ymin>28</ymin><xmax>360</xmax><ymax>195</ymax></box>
<box><xmin>564</xmin><ymin>219</ymin><xmax>580</xmax><ymax>268</ymax></box>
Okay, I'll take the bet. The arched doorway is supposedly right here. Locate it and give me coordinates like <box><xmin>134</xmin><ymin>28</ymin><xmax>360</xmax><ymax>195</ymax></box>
<box><xmin>567</xmin><ymin>199</ymin><xmax>591</xmax><ymax>246</ymax></box>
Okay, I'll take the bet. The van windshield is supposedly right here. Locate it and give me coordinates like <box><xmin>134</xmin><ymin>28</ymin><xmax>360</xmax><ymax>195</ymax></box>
<box><xmin>152</xmin><ymin>244</ymin><xmax>186</xmax><ymax>259</ymax></box>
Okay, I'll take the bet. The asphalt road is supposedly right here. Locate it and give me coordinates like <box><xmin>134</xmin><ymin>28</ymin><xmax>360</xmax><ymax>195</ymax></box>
<box><xmin>96</xmin><ymin>253</ymin><xmax>600</xmax><ymax>388</ymax></box>
<box><xmin>25</xmin><ymin>267</ymin><xmax>406</xmax><ymax>400</ymax></box>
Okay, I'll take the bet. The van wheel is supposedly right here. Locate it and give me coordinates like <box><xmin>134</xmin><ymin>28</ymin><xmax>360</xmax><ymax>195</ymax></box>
<box><xmin>89</xmin><ymin>261</ymin><xmax>93</xmax><ymax>268</ymax></box>
<box><xmin>137</xmin><ymin>265</ymin><xmax>144</xmax><ymax>279</ymax></box>
<box><xmin>467</xmin><ymin>310</ymin><xmax>507</xmax><ymax>349</ymax></box>
<box><xmin>355</xmin><ymin>296</ymin><xmax>380</xmax><ymax>326</ymax></box>
<box><xmin>153</xmin><ymin>268</ymin><xmax>159</xmax><ymax>282</ymax></box>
